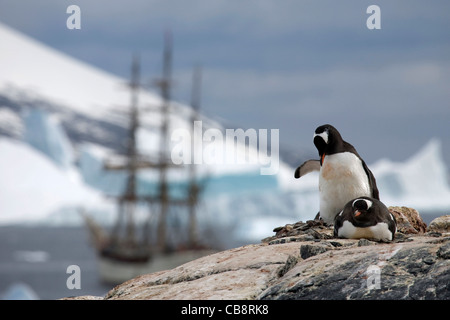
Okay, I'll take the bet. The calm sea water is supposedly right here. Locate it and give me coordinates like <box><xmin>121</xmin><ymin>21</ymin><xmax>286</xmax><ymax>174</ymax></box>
<box><xmin>0</xmin><ymin>226</ymin><xmax>113</xmax><ymax>300</ymax></box>
<box><xmin>0</xmin><ymin>212</ymin><xmax>443</xmax><ymax>300</ymax></box>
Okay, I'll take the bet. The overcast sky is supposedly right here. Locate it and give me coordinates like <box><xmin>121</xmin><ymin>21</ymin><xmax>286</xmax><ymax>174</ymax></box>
<box><xmin>1</xmin><ymin>0</ymin><xmax>449</xmax><ymax>167</ymax></box>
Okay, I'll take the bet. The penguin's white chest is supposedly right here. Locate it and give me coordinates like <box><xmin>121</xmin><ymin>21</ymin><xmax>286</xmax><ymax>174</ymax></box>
<box><xmin>319</xmin><ymin>152</ymin><xmax>371</xmax><ymax>223</ymax></box>
<box><xmin>338</xmin><ymin>221</ymin><xmax>393</xmax><ymax>241</ymax></box>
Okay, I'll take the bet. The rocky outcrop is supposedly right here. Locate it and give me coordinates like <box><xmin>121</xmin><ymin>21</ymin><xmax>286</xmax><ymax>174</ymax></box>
<box><xmin>388</xmin><ymin>206</ymin><xmax>427</xmax><ymax>234</ymax></box>
<box><xmin>102</xmin><ymin>243</ymin><xmax>300</xmax><ymax>300</ymax></box>
<box><xmin>67</xmin><ymin>211</ymin><xmax>450</xmax><ymax>300</ymax></box>
<box><xmin>427</xmin><ymin>215</ymin><xmax>450</xmax><ymax>234</ymax></box>
<box><xmin>260</xmin><ymin>236</ymin><xmax>449</xmax><ymax>300</ymax></box>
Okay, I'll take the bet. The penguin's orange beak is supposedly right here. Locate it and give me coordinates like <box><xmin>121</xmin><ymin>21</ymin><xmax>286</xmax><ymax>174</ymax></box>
<box><xmin>354</xmin><ymin>210</ymin><xmax>361</xmax><ymax>217</ymax></box>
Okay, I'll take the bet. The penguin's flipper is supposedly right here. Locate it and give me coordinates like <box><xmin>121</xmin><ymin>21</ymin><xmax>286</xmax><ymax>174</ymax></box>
<box><xmin>361</xmin><ymin>160</ymin><xmax>380</xmax><ymax>200</ymax></box>
<box><xmin>294</xmin><ymin>159</ymin><xmax>320</xmax><ymax>179</ymax></box>
<box><xmin>388</xmin><ymin>212</ymin><xmax>397</xmax><ymax>240</ymax></box>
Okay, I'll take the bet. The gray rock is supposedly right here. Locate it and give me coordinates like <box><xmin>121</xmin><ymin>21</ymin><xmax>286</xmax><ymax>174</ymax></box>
<box><xmin>277</xmin><ymin>255</ymin><xmax>299</xmax><ymax>277</ymax></box>
<box><xmin>358</xmin><ymin>239</ymin><xmax>377</xmax><ymax>247</ymax></box>
<box><xmin>427</xmin><ymin>215</ymin><xmax>450</xmax><ymax>234</ymax></box>
<box><xmin>300</xmin><ymin>244</ymin><xmax>331</xmax><ymax>259</ymax></box>
<box><xmin>260</xmin><ymin>237</ymin><xmax>450</xmax><ymax>300</ymax></box>
<box><xmin>437</xmin><ymin>241</ymin><xmax>450</xmax><ymax>259</ymax></box>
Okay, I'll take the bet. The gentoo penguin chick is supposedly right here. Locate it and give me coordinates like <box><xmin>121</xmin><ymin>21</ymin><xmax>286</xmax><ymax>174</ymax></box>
<box><xmin>311</xmin><ymin>124</ymin><xmax>379</xmax><ymax>224</ymax></box>
<box><xmin>334</xmin><ymin>197</ymin><xmax>397</xmax><ymax>241</ymax></box>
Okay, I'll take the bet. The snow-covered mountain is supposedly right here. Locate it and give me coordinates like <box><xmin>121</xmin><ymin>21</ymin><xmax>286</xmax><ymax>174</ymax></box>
<box><xmin>0</xmin><ymin>22</ymin><xmax>449</xmax><ymax>246</ymax></box>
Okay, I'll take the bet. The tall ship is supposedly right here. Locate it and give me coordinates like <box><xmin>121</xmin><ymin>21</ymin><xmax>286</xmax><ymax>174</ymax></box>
<box><xmin>83</xmin><ymin>35</ymin><xmax>214</xmax><ymax>284</ymax></box>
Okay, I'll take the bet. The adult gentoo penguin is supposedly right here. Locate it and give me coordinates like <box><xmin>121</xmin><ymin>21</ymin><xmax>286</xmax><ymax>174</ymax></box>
<box><xmin>334</xmin><ymin>197</ymin><xmax>397</xmax><ymax>241</ymax></box>
<box><xmin>295</xmin><ymin>124</ymin><xmax>379</xmax><ymax>224</ymax></box>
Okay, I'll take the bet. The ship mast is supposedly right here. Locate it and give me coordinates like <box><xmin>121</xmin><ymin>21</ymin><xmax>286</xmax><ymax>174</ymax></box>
<box><xmin>103</xmin><ymin>34</ymin><xmax>205</xmax><ymax>256</ymax></box>
<box><xmin>152</xmin><ymin>35</ymin><xmax>204</xmax><ymax>251</ymax></box>
<box><xmin>104</xmin><ymin>54</ymin><xmax>158</xmax><ymax>257</ymax></box>
<box><xmin>154</xmin><ymin>32</ymin><xmax>173</xmax><ymax>252</ymax></box>
<box><xmin>187</xmin><ymin>66</ymin><xmax>202</xmax><ymax>248</ymax></box>
<box><xmin>84</xmin><ymin>35</ymin><xmax>210</xmax><ymax>285</ymax></box>
<box><xmin>123</xmin><ymin>54</ymin><xmax>140</xmax><ymax>244</ymax></box>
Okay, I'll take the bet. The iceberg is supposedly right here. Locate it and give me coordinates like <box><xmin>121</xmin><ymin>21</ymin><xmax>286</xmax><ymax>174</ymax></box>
<box><xmin>1</xmin><ymin>283</ymin><xmax>39</xmax><ymax>300</ymax></box>
<box><xmin>24</xmin><ymin>109</ymin><xmax>74</xmax><ymax>169</ymax></box>
<box><xmin>0</xmin><ymin>137</ymin><xmax>110</xmax><ymax>225</ymax></box>
<box><xmin>77</xmin><ymin>139</ymin><xmax>313</xmax><ymax>242</ymax></box>
<box><xmin>371</xmin><ymin>139</ymin><xmax>450</xmax><ymax>212</ymax></box>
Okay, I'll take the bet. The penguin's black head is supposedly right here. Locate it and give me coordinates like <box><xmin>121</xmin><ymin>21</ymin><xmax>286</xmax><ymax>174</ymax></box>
<box><xmin>352</xmin><ymin>198</ymin><xmax>373</xmax><ymax>220</ymax></box>
<box><xmin>313</xmin><ymin>124</ymin><xmax>342</xmax><ymax>162</ymax></box>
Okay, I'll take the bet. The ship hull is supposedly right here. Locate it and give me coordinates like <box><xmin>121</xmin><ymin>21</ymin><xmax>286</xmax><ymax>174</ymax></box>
<box><xmin>96</xmin><ymin>250</ymin><xmax>215</xmax><ymax>284</ymax></box>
